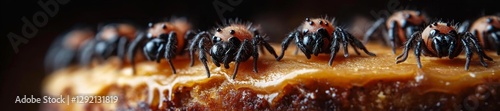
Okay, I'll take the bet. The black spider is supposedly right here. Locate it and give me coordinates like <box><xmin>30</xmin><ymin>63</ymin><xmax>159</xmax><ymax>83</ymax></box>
<box><xmin>189</xmin><ymin>20</ymin><xmax>278</xmax><ymax>79</ymax></box>
<box><xmin>44</xmin><ymin>26</ymin><xmax>95</xmax><ymax>72</ymax></box>
<box><xmin>127</xmin><ymin>19</ymin><xmax>196</xmax><ymax>74</ymax></box>
<box><xmin>396</xmin><ymin>22</ymin><xmax>493</xmax><ymax>70</ymax></box>
<box><xmin>276</xmin><ymin>17</ymin><xmax>376</xmax><ymax>66</ymax></box>
<box><xmin>79</xmin><ymin>23</ymin><xmax>142</xmax><ymax>68</ymax></box>
<box><xmin>363</xmin><ymin>10</ymin><xmax>428</xmax><ymax>54</ymax></box>
<box><xmin>458</xmin><ymin>15</ymin><xmax>500</xmax><ymax>55</ymax></box>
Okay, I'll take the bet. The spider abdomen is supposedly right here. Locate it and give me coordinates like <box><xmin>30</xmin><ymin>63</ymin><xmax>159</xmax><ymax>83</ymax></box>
<box><xmin>469</xmin><ymin>16</ymin><xmax>500</xmax><ymax>53</ymax></box>
<box><xmin>190</xmin><ymin>20</ymin><xmax>278</xmax><ymax>79</ymax></box>
<box><xmin>278</xmin><ymin>17</ymin><xmax>376</xmax><ymax>66</ymax></box>
<box><xmin>396</xmin><ymin>21</ymin><xmax>493</xmax><ymax>70</ymax></box>
<box><xmin>214</xmin><ymin>24</ymin><xmax>253</xmax><ymax>41</ymax></box>
<box><xmin>386</xmin><ymin>10</ymin><xmax>427</xmax><ymax>42</ymax></box>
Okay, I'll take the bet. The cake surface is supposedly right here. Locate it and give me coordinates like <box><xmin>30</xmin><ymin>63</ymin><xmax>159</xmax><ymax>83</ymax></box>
<box><xmin>42</xmin><ymin>44</ymin><xmax>500</xmax><ymax>110</ymax></box>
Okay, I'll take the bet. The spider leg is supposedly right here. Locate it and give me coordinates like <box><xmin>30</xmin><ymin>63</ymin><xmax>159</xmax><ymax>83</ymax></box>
<box><xmin>414</xmin><ymin>39</ymin><xmax>423</xmax><ymax>68</ymax></box>
<box><xmin>222</xmin><ymin>42</ymin><xmax>237</xmax><ymax>69</ymax></box>
<box><xmin>405</xmin><ymin>26</ymin><xmax>417</xmax><ymax>41</ymax></box>
<box><xmin>294</xmin><ymin>46</ymin><xmax>299</xmax><ymax>55</ymax></box>
<box><xmin>164</xmin><ymin>32</ymin><xmax>178</xmax><ymax>74</ymax></box>
<box><xmin>344</xmin><ymin>30</ymin><xmax>376</xmax><ymax>56</ymax></box>
<box><xmin>313</xmin><ymin>29</ymin><xmax>329</xmax><ymax>56</ymax></box>
<box><xmin>232</xmin><ymin>39</ymin><xmax>252</xmax><ymax>79</ymax></box>
<box><xmin>167</xmin><ymin>59</ymin><xmax>175</xmax><ymax>74</ymax></box>
<box><xmin>388</xmin><ymin>21</ymin><xmax>398</xmax><ymax>54</ymax></box>
<box><xmin>465</xmin><ymin>32</ymin><xmax>492</xmax><ymax>67</ymax></box>
<box><xmin>179</xmin><ymin>30</ymin><xmax>196</xmax><ymax>55</ymax></box>
<box><xmin>222</xmin><ymin>37</ymin><xmax>242</xmax><ymax>69</ymax></box>
<box><xmin>94</xmin><ymin>40</ymin><xmax>113</xmax><ymax>63</ymax></box>
<box><xmin>458</xmin><ymin>20</ymin><xmax>470</xmax><ymax>34</ymax></box>
<box><xmin>184</xmin><ymin>30</ymin><xmax>197</xmax><ymax>41</ymax></box>
<box><xmin>328</xmin><ymin>30</ymin><xmax>341</xmax><ymax>66</ymax></box>
<box><xmin>258</xmin><ymin>35</ymin><xmax>278</xmax><ymax>58</ymax></box>
<box><xmin>433</xmin><ymin>39</ymin><xmax>443</xmax><ymax>58</ymax></box>
<box><xmin>277</xmin><ymin>31</ymin><xmax>298</xmax><ymax>61</ymax></box>
<box><xmin>252</xmin><ymin>37</ymin><xmax>259</xmax><ymax>73</ymax></box>
<box><xmin>79</xmin><ymin>40</ymin><xmax>95</xmax><ymax>67</ymax></box>
<box><xmin>117</xmin><ymin>37</ymin><xmax>128</xmax><ymax>67</ymax></box>
<box><xmin>212</xmin><ymin>45</ymin><xmax>223</xmax><ymax>68</ymax></box>
<box><xmin>189</xmin><ymin>31</ymin><xmax>211</xmax><ymax>66</ymax></box>
<box><xmin>53</xmin><ymin>49</ymin><xmax>75</xmax><ymax>71</ymax></box>
<box><xmin>381</xmin><ymin>28</ymin><xmax>390</xmax><ymax>46</ymax></box>
<box><xmin>491</xmin><ymin>31</ymin><xmax>500</xmax><ymax>55</ymax></box>
<box><xmin>349</xmin><ymin>42</ymin><xmax>361</xmax><ymax>55</ymax></box>
<box><xmin>448</xmin><ymin>37</ymin><xmax>458</xmax><ymax>59</ymax></box>
<box><xmin>312</xmin><ymin>32</ymin><xmax>323</xmax><ymax>56</ymax></box>
<box><xmin>363</xmin><ymin>18</ymin><xmax>385</xmax><ymax>44</ymax></box>
<box><xmin>127</xmin><ymin>33</ymin><xmax>146</xmax><ymax>74</ymax></box>
<box><xmin>142</xmin><ymin>41</ymin><xmax>154</xmax><ymax>61</ymax></box>
<box><xmin>338</xmin><ymin>28</ymin><xmax>350</xmax><ymax>57</ymax></box>
<box><xmin>155</xmin><ymin>44</ymin><xmax>165</xmax><ymax>63</ymax></box>
<box><xmin>44</xmin><ymin>49</ymin><xmax>59</xmax><ymax>72</ymax></box>
<box><xmin>462</xmin><ymin>37</ymin><xmax>473</xmax><ymax>70</ymax></box>
<box><xmin>297</xmin><ymin>34</ymin><xmax>312</xmax><ymax>59</ymax></box>
<box><xmin>197</xmin><ymin>37</ymin><xmax>211</xmax><ymax>78</ymax></box>
<box><xmin>259</xmin><ymin>43</ymin><xmax>265</xmax><ymax>55</ymax></box>
<box><xmin>396</xmin><ymin>32</ymin><xmax>420</xmax><ymax>64</ymax></box>
<box><xmin>211</xmin><ymin>48</ymin><xmax>222</xmax><ymax>68</ymax></box>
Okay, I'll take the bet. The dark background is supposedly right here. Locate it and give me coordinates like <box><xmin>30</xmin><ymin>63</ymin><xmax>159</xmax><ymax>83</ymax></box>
<box><xmin>1</xmin><ymin>0</ymin><xmax>498</xmax><ymax>110</ymax></box>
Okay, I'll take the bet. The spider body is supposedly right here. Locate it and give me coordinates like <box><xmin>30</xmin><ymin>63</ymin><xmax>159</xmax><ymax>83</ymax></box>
<box><xmin>396</xmin><ymin>22</ymin><xmax>493</xmax><ymax>70</ymax></box>
<box><xmin>277</xmin><ymin>17</ymin><xmax>376</xmax><ymax>66</ymax></box>
<box><xmin>189</xmin><ymin>20</ymin><xmax>278</xmax><ymax>79</ymax></box>
<box><xmin>363</xmin><ymin>10</ymin><xmax>428</xmax><ymax>54</ymax></box>
<box><xmin>459</xmin><ymin>16</ymin><xmax>500</xmax><ymax>55</ymax></box>
<box><xmin>79</xmin><ymin>23</ymin><xmax>142</xmax><ymax>67</ymax></box>
<box><xmin>128</xmin><ymin>19</ymin><xmax>195</xmax><ymax>74</ymax></box>
<box><xmin>45</xmin><ymin>27</ymin><xmax>95</xmax><ymax>72</ymax></box>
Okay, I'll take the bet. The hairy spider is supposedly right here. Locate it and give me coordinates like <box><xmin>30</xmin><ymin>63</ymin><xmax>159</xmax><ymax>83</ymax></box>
<box><xmin>127</xmin><ymin>19</ymin><xmax>196</xmax><ymax>74</ymax></box>
<box><xmin>276</xmin><ymin>17</ymin><xmax>376</xmax><ymax>66</ymax></box>
<box><xmin>363</xmin><ymin>10</ymin><xmax>428</xmax><ymax>54</ymax></box>
<box><xmin>45</xmin><ymin>26</ymin><xmax>95</xmax><ymax>72</ymax></box>
<box><xmin>459</xmin><ymin>15</ymin><xmax>500</xmax><ymax>55</ymax></box>
<box><xmin>189</xmin><ymin>20</ymin><xmax>278</xmax><ymax>79</ymax></box>
<box><xmin>79</xmin><ymin>23</ymin><xmax>142</xmax><ymax>67</ymax></box>
<box><xmin>396</xmin><ymin>22</ymin><xmax>493</xmax><ymax>70</ymax></box>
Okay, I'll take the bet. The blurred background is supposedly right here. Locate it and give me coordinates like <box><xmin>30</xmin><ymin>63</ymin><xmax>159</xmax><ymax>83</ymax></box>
<box><xmin>1</xmin><ymin>0</ymin><xmax>498</xmax><ymax>110</ymax></box>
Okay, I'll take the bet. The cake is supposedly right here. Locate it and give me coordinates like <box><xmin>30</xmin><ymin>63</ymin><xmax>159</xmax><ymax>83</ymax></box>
<box><xmin>42</xmin><ymin>44</ymin><xmax>500</xmax><ymax>110</ymax></box>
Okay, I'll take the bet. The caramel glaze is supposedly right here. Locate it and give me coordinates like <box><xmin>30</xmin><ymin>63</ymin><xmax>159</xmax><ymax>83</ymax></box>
<box><xmin>43</xmin><ymin>43</ymin><xmax>500</xmax><ymax>110</ymax></box>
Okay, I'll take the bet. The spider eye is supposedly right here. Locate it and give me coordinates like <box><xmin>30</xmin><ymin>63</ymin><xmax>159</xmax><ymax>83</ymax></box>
<box><xmin>415</xmin><ymin>11</ymin><xmax>421</xmax><ymax>16</ymax></box>
<box><xmin>162</xmin><ymin>24</ymin><xmax>167</xmax><ymax>29</ymax></box>
<box><xmin>405</xmin><ymin>13</ymin><xmax>412</xmax><ymax>19</ymax></box>
<box><xmin>430</xmin><ymin>29</ymin><xmax>440</xmax><ymax>37</ymax></box>
<box><xmin>212</xmin><ymin>36</ymin><xmax>221</xmax><ymax>43</ymax></box>
<box><xmin>230</xmin><ymin>30</ymin><xmax>235</xmax><ymax>35</ymax></box>
<box><xmin>486</xmin><ymin>18</ymin><xmax>493</xmax><ymax>23</ymax></box>
<box><xmin>148</xmin><ymin>22</ymin><xmax>154</xmax><ymax>28</ymax></box>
